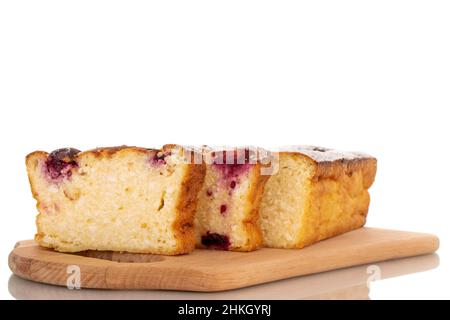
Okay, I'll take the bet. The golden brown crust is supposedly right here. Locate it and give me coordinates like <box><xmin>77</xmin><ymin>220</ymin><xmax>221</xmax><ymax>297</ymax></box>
<box><xmin>25</xmin><ymin>151</ymin><xmax>48</xmax><ymax>201</ymax></box>
<box><xmin>173</xmin><ymin>163</ymin><xmax>206</xmax><ymax>254</ymax></box>
<box><xmin>80</xmin><ymin>146</ymin><xmax>155</xmax><ymax>159</ymax></box>
<box><xmin>239</xmin><ymin>164</ymin><xmax>270</xmax><ymax>251</ymax></box>
<box><xmin>26</xmin><ymin>152</ymin><xmax>47</xmax><ymax>246</ymax></box>
<box><xmin>279</xmin><ymin>150</ymin><xmax>377</xmax><ymax>188</ymax></box>
<box><xmin>313</xmin><ymin>157</ymin><xmax>377</xmax><ymax>184</ymax></box>
<box><xmin>27</xmin><ymin>146</ymin><xmax>157</xmax><ymax>163</ymax></box>
<box><xmin>26</xmin><ymin>150</ymin><xmax>49</xmax><ymax>162</ymax></box>
<box><xmin>293</xmin><ymin>152</ymin><xmax>376</xmax><ymax>248</ymax></box>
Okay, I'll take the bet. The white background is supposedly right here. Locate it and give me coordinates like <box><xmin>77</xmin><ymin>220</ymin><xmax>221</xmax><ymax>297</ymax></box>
<box><xmin>0</xmin><ymin>1</ymin><xmax>449</xmax><ymax>299</ymax></box>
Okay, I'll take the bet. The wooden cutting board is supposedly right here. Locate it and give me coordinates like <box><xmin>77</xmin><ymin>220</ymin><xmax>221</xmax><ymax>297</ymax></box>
<box><xmin>8</xmin><ymin>228</ymin><xmax>439</xmax><ymax>292</ymax></box>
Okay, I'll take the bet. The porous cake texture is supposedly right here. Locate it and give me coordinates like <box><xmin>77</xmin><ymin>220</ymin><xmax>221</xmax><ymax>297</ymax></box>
<box><xmin>26</xmin><ymin>145</ymin><xmax>205</xmax><ymax>255</ymax></box>
<box><xmin>195</xmin><ymin>148</ymin><xmax>270</xmax><ymax>251</ymax></box>
<box><xmin>26</xmin><ymin>144</ymin><xmax>377</xmax><ymax>255</ymax></box>
<box><xmin>259</xmin><ymin>146</ymin><xmax>377</xmax><ymax>249</ymax></box>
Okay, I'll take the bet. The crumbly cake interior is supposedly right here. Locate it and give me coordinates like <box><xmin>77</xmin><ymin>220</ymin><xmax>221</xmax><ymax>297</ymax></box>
<box><xmin>195</xmin><ymin>163</ymin><xmax>255</xmax><ymax>250</ymax></box>
<box><xmin>259</xmin><ymin>154</ymin><xmax>315</xmax><ymax>247</ymax></box>
<box><xmin>28</xmin><ymin>147</ymin><xmax>193</xmax><ymax>254</ymax></box>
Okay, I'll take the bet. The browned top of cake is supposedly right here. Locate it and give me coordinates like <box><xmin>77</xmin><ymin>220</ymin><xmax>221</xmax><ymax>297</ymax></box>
<box><xmin>81</xmin><ymin>146</ymin><xmax>158</xmax><ymax>158</ymax></box>
<box><xmin>277</xmin><ymin>145</ymin><xmax>374</xmax><ymax>163</ymax></box>
<box><xmin>275</xmin><ymin>146</ymin><xmax>377</xmax><ymax>186</ymax></box>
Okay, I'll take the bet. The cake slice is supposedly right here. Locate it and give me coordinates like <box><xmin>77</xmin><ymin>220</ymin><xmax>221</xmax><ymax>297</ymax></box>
<box><xmin>195</xmin><ymin>148</ymin><xmax>270</xmax><ymax>251</ymax></box>
<box><xmin>26</xmin><ymin>145</ymin><xmax>205</xmax><ymax>255</ymax></box>
<box><xmin>259</xmin><ymin>146</ymin><xmax>377</xmax><ymax>249</ymax></box>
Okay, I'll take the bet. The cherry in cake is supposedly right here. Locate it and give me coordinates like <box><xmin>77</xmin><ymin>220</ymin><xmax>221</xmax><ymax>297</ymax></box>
<box><xmin>201</xmin><ymin>232</ymin><xmax>230</xmax><ymax>250</ymax></box>
<box><xmin>45</xmin><ymin>148</ymin><xmax>80</xmax><ymax>181</ymax></box>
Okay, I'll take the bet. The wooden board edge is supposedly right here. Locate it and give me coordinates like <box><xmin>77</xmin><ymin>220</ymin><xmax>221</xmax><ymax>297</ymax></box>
<box><xmin>8</xmin><ymin>229</ymin><xmax>441</xmax><ymax>292</ymax></box>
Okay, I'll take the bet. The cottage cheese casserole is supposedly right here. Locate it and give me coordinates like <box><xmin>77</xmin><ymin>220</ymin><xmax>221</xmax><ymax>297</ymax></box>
<box><xmin>26</xmin><ymin>145</ymin><xmax>205</xmax><ymax>255</ymax></box>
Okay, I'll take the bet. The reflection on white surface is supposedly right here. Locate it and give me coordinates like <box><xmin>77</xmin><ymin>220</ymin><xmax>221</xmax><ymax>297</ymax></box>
<box><xmin>9</xmin><ymin>254</ymin><xmax>439</xmax><ymax>300</ymax></box>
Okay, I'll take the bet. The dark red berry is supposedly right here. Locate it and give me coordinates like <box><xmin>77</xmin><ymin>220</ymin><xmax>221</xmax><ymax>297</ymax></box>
<box><xmin>150</xmin><ymin>151</ymin><xmax>171</xmax><ymax>166</ymax></box>
<box><xmin>230</xmin><ymin>180</ymin><xmax>236</xmax><ymax>189</ymax></box>
<box><xmin>206</xmin><ymin>189</ymin><xmax>213</xmax><ymax>196</ymax></box>
<box><xmin>46</xmin><ymin>148</ymin><xmax>80</xmax><ymax>180</ymax></box>
<box><xmin>49</xmin><ymin>148</ymin><xmax>80</xmax><ymax>162</ymax></box>
<box><xmin>220</xmin><ymin>204</ymin><xmax>227</xmax><ymax>215</ymax></box>
<box><xmin>201</xmin><ymin>232</ymin><xmax>230</xmax><ymax>250</ymax></box>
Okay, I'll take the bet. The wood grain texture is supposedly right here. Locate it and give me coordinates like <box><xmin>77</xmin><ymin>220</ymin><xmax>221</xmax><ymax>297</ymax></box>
<box><xmin>8</xmin><ymin>228</ymin><xmax>439</xmax><ymax>292</ymax></box>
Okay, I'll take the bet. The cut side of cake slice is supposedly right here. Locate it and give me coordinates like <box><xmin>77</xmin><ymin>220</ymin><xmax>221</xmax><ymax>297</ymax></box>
<box><xmin>26</xmin><ymin>145</ymin><xmax>205</xmax><ymax>255</ymax></box>
<box><xmin>259</xmin><ymin>146</ymin><xmax>377</xmax><ymax>249</ymax></box>
<box><xmin>195</xmin><ymin>148</ymin><xmax>270</xmax><ymax>251</ymax></box>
